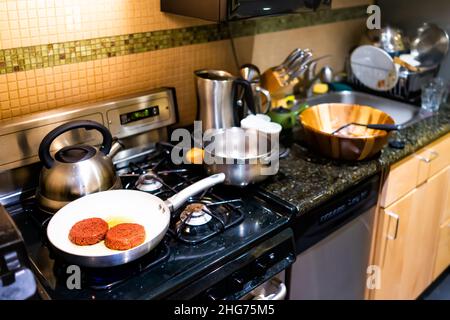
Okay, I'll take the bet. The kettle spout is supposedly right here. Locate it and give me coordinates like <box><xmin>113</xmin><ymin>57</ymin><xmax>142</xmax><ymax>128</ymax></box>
<box><xmin>108</xmin><ymin>138</ymin><xmax>124</xmax><ymax>159</ymax></box>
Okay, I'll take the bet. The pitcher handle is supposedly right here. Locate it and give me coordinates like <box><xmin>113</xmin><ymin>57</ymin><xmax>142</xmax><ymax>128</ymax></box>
<box><xmin>256</xmin><ymin>86</ymin><xmax>272</xmax><ymax>114</ymax></box>
<box><xmin>233</xmin><ymin>78</ymin><xmax>256</xmax><ymax>115</ymax></box>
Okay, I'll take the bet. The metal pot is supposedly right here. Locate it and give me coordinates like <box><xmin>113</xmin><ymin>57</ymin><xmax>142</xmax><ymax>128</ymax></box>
<box><xmin>364</xmin><ymin>26</ymin><xmax>410</xmax><ymax>56</ymax></box>
<box><xmin>411</xmin><ymin>23</ymin><xmax>449</xmax><ymax>67</ymax></box>
<box><xmin>36</xmin><ymin>120</ymin><xmax>123</xmax><ymax>214</ymax></box>
<box><xmin>203</xmin><ymin>127</ymin><xmax>278</xmax><ymax>186</ymax></box>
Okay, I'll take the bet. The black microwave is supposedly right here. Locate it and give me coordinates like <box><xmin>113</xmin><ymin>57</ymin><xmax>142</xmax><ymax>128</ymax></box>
<box><xmin>161</xmin><ymin>0</ymin><xmax>331</xmax><ymax>22</ymax></box>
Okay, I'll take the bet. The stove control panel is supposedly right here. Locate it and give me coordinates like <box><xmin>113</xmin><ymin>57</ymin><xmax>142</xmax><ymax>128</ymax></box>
<box><xmin>106</xmin><ymin>87</ymin><xmax>177</xmax><ymax>138</ymax></box>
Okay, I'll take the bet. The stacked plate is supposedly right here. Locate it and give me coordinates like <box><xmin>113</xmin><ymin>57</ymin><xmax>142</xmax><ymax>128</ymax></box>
<box><xmin>350</xmin><ymin>45</ymin><xmax>399</xmax><ymax>91</ymax></box>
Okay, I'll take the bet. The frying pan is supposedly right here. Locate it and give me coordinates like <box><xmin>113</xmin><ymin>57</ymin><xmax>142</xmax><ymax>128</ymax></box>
<box><xmin>46</xmin><ymin>173</ymin><xmax>225</xmax><ymax>268</ymax></box>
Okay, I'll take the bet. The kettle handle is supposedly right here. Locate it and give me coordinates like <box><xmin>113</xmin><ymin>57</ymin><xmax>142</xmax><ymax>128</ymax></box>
<box><xmin>38</xmin><ymin>120</ymin><xmax>113</xmax><ymax>169</ymax></box>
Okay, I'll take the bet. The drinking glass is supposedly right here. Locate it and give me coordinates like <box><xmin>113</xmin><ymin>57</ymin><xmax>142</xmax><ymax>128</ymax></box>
<box><xmin>421</xmin><ymin>78</ymin><xmax>448</xmax><ymax>112</ymax></box>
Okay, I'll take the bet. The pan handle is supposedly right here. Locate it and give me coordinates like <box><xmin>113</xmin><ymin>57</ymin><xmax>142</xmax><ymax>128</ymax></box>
<box><xmin>164</xmin><ymin>173</ymin><xmax>226</xmax><ymax>212</ymax></box>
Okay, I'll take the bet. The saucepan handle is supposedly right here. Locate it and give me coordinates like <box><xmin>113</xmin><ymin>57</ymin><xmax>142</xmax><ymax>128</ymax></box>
<box><xmin>164</xmin><ymin>173</ymin><xmax>226</xmax><ymax>212</ymax></box>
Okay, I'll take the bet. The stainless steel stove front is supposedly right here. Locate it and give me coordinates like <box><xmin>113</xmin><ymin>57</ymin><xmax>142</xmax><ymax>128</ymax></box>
<box><xmin>0</xmin><ymin>87</ymin><xmax>177</xmax><ymax>207</ymax></box>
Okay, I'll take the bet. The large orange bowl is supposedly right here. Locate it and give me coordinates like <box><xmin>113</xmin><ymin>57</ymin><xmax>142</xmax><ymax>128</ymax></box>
<box><xmin>299</xmin><ymin>103</ymin><xmax>395</xmax><ymax>161</ymax></box>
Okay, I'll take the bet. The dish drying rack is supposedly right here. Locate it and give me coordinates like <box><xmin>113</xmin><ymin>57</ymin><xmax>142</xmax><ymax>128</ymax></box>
<box><xmin>345</xmin><ymin>57</ymin><xmax>439</xmax><ymax>103</ymax></box>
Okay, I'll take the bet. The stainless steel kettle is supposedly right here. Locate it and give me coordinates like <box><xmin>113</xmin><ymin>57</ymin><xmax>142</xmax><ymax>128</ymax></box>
<box><xmin>36</xmin><ymin>120</ymin><xmax>123</xmax><ymax>214</ymax></box>
<box><xmin>195</xmin><ymin>69</ymin><xmax>256</xmax><ymax>131</ymax></box>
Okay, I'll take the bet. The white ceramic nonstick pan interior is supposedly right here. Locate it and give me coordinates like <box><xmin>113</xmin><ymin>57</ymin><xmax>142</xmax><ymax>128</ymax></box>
<box><xmin>47</xmin><ymin>173</ymin><xmax>225</xmax><ymax>268</ymax></box>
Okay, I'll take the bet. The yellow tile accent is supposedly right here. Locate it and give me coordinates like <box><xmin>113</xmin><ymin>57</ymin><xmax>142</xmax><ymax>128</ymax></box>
<box><xmin>0</xmin><ymin>40</ymin><xmax>236</xmax><ymax>125</ymax></box>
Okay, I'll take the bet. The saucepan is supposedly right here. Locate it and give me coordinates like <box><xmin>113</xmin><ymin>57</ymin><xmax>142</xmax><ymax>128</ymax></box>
<box><xmin>186</xmin><ymin>128</ymin><xmax>279</xmax><ymax>186</ymax></box>
<box><xmin>203</xmin><ymin>128</ymin><xmax>278</xmax><ymax>186</ymax></box>
<box><xmin>46</xmin><ymin>173</ymin><xmax>225</xmax><ymax>268</ymax></box>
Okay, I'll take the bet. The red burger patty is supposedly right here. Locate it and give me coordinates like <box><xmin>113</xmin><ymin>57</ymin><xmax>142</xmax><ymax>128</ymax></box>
<box><xmin>105</xmin><ymin>223</ymin><xmax>146</xmax><ymax>250</ymax></box>
<box><xmin>69</xmin><ymin>218</ymin><xmax>109</xmax><ymax>246</ymax></box>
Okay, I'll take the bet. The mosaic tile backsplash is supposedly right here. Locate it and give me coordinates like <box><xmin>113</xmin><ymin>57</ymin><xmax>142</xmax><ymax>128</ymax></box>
<box><xmin>0</xmin><ymin>6</ymin><xmax>366</xmax><ymax>75</ymax></box>
<box><xmin>0</xmin><ymin>0</ymin><xmax>371</xmax><ymax>123</ymax></box>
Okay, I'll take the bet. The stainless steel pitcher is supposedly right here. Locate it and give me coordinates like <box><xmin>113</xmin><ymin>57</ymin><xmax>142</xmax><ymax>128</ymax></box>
<box><xmin>195</xmin><ymin>70</ymin><xmax>256</xmax><ymax>131</ymax></box>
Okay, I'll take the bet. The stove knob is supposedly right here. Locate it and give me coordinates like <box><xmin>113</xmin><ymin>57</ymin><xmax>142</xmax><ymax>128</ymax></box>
<box><xmin>255</xmin><ymin>260</ymin><xmax>267</xmax><ymax>276</ymax></box>
<box><xmin>231</xmin><ymin>274</ymin><xmax>245</xmax><ymax>289</ymax></box>
<box><xmin>206</xmin><ymin>289</ymin><xmax>220</xmax><ymax>301</ymax></box>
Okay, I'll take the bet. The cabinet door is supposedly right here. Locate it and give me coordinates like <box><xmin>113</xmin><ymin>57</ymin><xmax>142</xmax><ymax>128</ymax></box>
<box><xmin>441</xmin><ymin>167</ymin><xmax>450</xmax><ymax>225</ymax></box>
<box><xmin>427</xmin><ymin>134</ymin><xmax>450</xmax><ymax>178</ymax></box>
<box><xmin>373</xmin><ymin>170</ymin><xmax>444</xmax><ymax>300</ymax></box>
<box><xmin>374</xmin><ymin>188</ymin><xmax>416</xmax><ymax>300</ymax></box>
<box><xmin>433</xmin><ymin>217</ymin><xmax>450</xmax><ymax>280</ymax></box>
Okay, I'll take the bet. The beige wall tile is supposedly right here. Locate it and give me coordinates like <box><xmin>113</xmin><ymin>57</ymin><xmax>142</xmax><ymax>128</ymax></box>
<box><xmin>333</xmin><ymin>0</ymin><xmax>374</xmax><ymax>9</ymax></box>
<box><xmin>234</xmin><ymin>19</ymin><xmax>366</xmax><ymax>75</ymax></box>
<box><xmin>0</xmin><ymin>0</ymin><xmax>209</xmax><ymax>50</ymax></box>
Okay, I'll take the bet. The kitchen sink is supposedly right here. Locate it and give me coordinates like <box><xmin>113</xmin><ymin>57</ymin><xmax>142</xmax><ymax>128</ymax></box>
<box><xmin>305</xmin><ymin>91</ymin><xmax>421</xmax><ymax>125</ymax></box>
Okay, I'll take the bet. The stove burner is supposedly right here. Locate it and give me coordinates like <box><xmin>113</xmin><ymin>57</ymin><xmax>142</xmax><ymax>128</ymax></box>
<box><xmin>135</xmin><ymin>172</ymin><xmax>163</xmax><ymax>192</ymax></box>
<box><xmin>173</xmin><ymin>197</ymin><xmax>245</xmax><ymax>244</ymax></box>
<box><xmin>180</xmin><ymin>203</ymin><xmax>213</xmax><ymax>226</ymax></box>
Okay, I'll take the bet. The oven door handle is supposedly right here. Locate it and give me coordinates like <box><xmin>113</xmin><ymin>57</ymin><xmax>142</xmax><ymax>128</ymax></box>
<box><xmin>253</xmin><ymin>278</ymin><xmax>287</xmax><ymax>300</ymax></box>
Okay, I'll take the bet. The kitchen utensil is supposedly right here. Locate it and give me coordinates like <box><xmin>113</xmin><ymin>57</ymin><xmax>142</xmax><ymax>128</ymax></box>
<box><xmin>268</xmin><ymin>106</ymin><xmax>304</xmax><ymax>130</ymax></box>
<box><xmin>346</xmin><ymin>55</ymin><xmax>440</xmax><ymax>101</ymax></box>
<box><xmin>274</xmin><ymin>48</ymin><xmax>304</xmax><ymax>73</ymax></box>
<box><xmin>36</xmin><ymin>120</ymin><xmax>123</xmax><ymax>214</ymax></box>
<box><xmin>319</xmin><ymin>66</ymin><xmax>334</xmax><ymax>83</ymax></box>
<box><xmin>46</xmin><ymin>173</ymin><xmax>226</xmax><ymax>267</ymax></box>
<box><xmin>239</xmin><ymin>63</ymin><xmax>261</xmax><ymax>83</ymax></box>
<box><xmin>195</xmin><ymin>70</ymin><xmax>256</xmax><ymax>131</ymax></box>
<box><xmin>284</xmin><ymin>51</ymin><xmax>312</xmax><ymax>78</ymax></box>
<box><xmin>411</xmin><ymin>23</ymin><xmax>449</xmax><ymax>67</ymax></box>
<box><xmin>364</xmin><ymin>26</ymin><xmax>410</xmax><ymax>55</ymax></box>
<box><xmin>287</xmin><ymin>55</ymin><xmax>313</xmax><ymax>83</ymax></box>
<box><xmin>239</xmin><ymin>64</ymin><xmax>272</xmax><ymax>114</ymax></box>
<box><xmin>261</xmin><ymin>68</ymin><xmax>291</xmax><ymax>99</ymax></box>
<box><xmin>300</xmin><ymin>103</ymin><xmax>395</xmax><ymax>160</ymax></box>
<box><xmin>350</xmin><ymin>45</ymin><xmax>399</xmax><ymax>91</ymax></box>
<box><xmin>393</xmin><ymin>56</ymin><xmax>419</xmax><ymax>72</ymax></box>
<box><xmin>331</xmin><ymin>122</ymin><xmax>401</xmax><ymax>135</ymax></box>
<box><xmin>203</xmin><ymin>128</ymin><xmax>278</xmax><ymax>186</ymax></box>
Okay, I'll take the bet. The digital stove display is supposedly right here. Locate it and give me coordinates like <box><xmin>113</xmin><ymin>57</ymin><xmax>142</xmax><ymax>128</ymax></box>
<box><xmin>120</xmin><ymin>106</ymin><xmax>159</xmax><ymax>125</ymax></box>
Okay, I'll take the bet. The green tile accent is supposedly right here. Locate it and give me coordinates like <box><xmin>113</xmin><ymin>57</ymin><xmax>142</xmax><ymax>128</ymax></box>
<box><xmin>0</xmin><ymin>6</ymin><xmax>367</xmax><ymax>75</ymax></box>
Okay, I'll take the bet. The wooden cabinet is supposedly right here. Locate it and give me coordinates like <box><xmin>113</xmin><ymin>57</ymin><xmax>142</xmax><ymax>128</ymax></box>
<box><xmin>370</xmin><ymin>133</ymin><xmax>450</xmax><ymax>300</ymax></box>
<box><xmin>434</xmin><ymin>217</ymin><xmax>450</xmax><ymax>280</ymax></box>
<box><xmin>432</xmin><ymin>166</ymin><xmax>450</xmax><ymax>280</ymax></box>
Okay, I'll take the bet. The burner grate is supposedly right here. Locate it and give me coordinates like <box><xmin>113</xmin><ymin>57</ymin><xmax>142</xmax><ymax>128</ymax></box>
<box><xmin>52</xmin><ymin>240</ymin><xmax>171</xmax><ymax>291</ymax></box>
<box><xmin>171</xmin><ymin>196</ymin><xmax>244</xmax><ymax>245</ymax></box>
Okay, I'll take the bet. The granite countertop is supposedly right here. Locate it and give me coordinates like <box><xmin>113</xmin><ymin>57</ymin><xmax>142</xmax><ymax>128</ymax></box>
<box><xmin>262</xmin><ymin>103</ymin><xmax>450</xmax><ymax>215</ymax></box>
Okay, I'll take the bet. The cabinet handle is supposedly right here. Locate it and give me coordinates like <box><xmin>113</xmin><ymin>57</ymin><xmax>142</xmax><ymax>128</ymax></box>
<box><xmin>416</xmin><ymin>150</ymin><xmax>439</xmax><ymax>163</ymax></box>
<box><xmin>386</xmin><ymin>211</ymin><xmax>400</xmax><ymax>240</ymax></box>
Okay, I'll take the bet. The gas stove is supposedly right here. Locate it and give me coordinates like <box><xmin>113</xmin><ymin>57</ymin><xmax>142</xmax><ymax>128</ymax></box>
<box><xmin>8</xmin><ymin>145</ymin><xmax>296</xmax><ymax>299</ymax></box>
<box><xmin>0</xmin><ymin>88</ymin><xmax>297</xmax><ymax>300</ymax></box>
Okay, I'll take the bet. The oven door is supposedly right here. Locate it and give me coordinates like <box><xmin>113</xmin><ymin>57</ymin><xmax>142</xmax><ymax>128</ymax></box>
<box><xmin>241</xmin><ymin>272</ymin><xmax>287</xmax><ymax>300</ymax></box>
<box><xmin>169</xmin><ymin>228</ymin><xmax>295</xmax><ymax>300</ymax></box>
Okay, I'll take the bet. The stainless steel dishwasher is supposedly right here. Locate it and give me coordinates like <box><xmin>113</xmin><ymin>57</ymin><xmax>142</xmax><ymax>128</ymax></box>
<box><xmin>287</xmin><ymin>174</ymin><xmax>380</xmax><ymax>300</ymax></box>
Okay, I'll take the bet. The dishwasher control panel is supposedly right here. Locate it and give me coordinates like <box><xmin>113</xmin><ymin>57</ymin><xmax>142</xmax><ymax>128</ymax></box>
<box><xmin>293</xmin><ymin>174</ymin><xmax>380</xmax><ymax>254</ymax></box>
